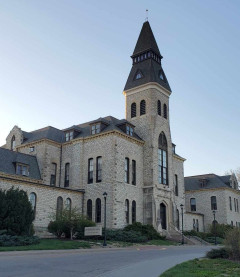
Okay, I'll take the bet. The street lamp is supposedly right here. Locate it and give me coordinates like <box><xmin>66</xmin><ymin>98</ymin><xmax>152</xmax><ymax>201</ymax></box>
<box><xmin>212</xmin><ymin>210</ymin><xmax>217</xmax><ymax>245</ymax></box>
<box><xmin>103</xmin><ymin>192</ymin><xmax>108</xmax><ymax>247</ymax></box>
<box><xmin>180</xmin><ymin>204</ymin><xmax>184</xmax><ymax>245</ymax></box>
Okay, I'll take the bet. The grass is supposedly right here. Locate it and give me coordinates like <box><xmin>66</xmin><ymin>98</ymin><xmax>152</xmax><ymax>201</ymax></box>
<box><xmin>0</xmin><ymin>239</ymin><xmax>91</xmax><ymax>252</ymax></box>
<box><xmin>160</xmin><ymin>258</ymin><xmax>240</xmax><ymax>277</ymax></box>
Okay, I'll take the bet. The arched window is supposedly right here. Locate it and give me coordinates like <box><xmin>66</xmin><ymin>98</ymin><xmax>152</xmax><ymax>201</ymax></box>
<box><xmin>163</xmin><ymin>104</ymin><xmax>167</xmax><ymax>119</ymax></box>
<box><xmin>125</xmin><ymin>158</ymin><xmax>129</xmax><ymax>183</ymax></box>
<box><xmin>131</xmin><ymin>103</ymin><xmax>136</xmax><ymax>118</ymax></box>
<box><xmin>158</xmin><ymin>132</ymin><xmax>168</xmax><ymax>185</ymax></box>
<box><xmin>66</xmin><ymin>198</ymin><xmax>71</xmax><ymax>212</ymax></box>
<box><xmin>140</xmin><ymin>100</ymin><xmax>146</xmax><ymax>115</ymax></box>
<box><xmin>211</xmin><ymin>196</ymin><xmax>217</xmax><ymax>210</ymax></box>
<box><xmin>64</xmin><ymin>163</ymin><xmax>70</xmax><ymax>187</ymax></box>
<box><xmin>56</xmin><ymin>196</ymin><xmax>63</xmax><ymax>219</ymax></box>
<box><xmin>87</xmin><ymin>199</ymin><xmax>92</xmax><ymax>220</ymax></box>
<box><xmin>125</xmin><ymin>199</ymin><xmax>129</xmax><ymax>224</ymax></box>
<box><xmin>132</xmin><ymin>200</ymin><xmax>136</xmax><ymax>223</ymax></box>
<box><xmin>95</xmin><ymin>198</ymin><xmax>101</xmax><ymax>223</ymax></box>
<box><xmin>190</xmin><ymin>198</ymin><xmax>196</xmax><ymax>211</ymax></box>
<box><xmin>29</xmin><ymin>192</ymin><xmax>37</xmax><ymax>217</ymax></box>
<box><xmin>158</xmin><ymin>100</ymin><xmax>161</xmax><ymax>116</ymax></box>
<box><xmin>11</xmin><ymin>136</ymin><xmax>16</xmax><ymax>150</ymax></box>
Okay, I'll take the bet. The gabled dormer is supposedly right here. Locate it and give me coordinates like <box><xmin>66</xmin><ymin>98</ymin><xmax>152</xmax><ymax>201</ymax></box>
<box><xmin>89</xmin><ymin>118</ymin><xmax>109</xmax><ymax>135</ymax></box>
<box><xmin>116</xmin><ymin>121</ymin><xmax>135</xmax><ymax>137</ymax></box>
<box><xmin>63</xmin><ymin>126</ymin><xmax>82</xmax><ymax>142</ymax></box>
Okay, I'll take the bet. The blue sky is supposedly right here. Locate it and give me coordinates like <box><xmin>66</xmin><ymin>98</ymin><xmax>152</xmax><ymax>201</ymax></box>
<box><xmin>0</xmin><ymin>0</ymin><xmax>239</xmax><ymax>176</ymax></box>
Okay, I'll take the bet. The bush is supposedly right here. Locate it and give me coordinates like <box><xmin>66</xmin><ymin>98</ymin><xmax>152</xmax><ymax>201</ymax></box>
<box><xmin>210</xmin><ymin>223</ymin><xmax>233</xmax><ymax>239</ymax></box>
<box><xmin>225</xmin><ymin>228</ymin><xmax>240</xmax><ymax>260</ymax></box>
<box><xmin>124</xmin><ymin>222</ymin><xmax>164</xmax><ymax>240</ymax></box>
<box><xmin>74</xmin><ymin>217</ymin><xmax>96</xmax><ymax>239</ymax></box>
<box><xmin>0</xmin><ymin>187</ymin><xmax>34</xmax><ymax>236</ymax></box>
<box><xmin>103</xmin><ymin>229</ymin><xmax>148</xmax><ymax>243</ymax></box>
<box><xmin>206</xmin><ymin>248</ymin><xmax>229</xmax><ymax>259</ymax></box>
<box><xmin>0</xmin><ymin>235</ymin><xmax>40</xmax><ymax>247</ymax></box>
<box><xmin>48</xmin><ymin>220</ymin><xmax>66</xmax><ymax>238</ymax></box>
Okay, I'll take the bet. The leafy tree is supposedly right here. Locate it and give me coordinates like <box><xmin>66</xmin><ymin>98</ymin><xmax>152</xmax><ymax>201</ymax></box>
<box><xmin>0</xmin><ymin>187</ymin><xmax>34</xmax><ymax>235</ymax></box>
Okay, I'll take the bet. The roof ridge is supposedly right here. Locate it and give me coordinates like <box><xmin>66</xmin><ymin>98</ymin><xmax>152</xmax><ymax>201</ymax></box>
<box><xmin>185</xmin><ymin>173</ymin><xmax>216</xmax><ymax>178</ymax></box>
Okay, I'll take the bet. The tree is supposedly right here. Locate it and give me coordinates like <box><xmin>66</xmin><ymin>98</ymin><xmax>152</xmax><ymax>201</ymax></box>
<box><xmin>0</xmin><ymin>187</ymin><xmax>34</xmax><ymax>235</ymax></box>
<box><xmin>225</xmin><ymin>168</ymin><xmax>240</xmax><ymax>188</ymax></box>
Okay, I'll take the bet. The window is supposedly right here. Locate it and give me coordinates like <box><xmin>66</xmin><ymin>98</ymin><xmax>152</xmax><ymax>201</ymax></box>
<box><xmin>96</xmin><ymin>156</ymin><xmax>102</xmax><ymax>183</ymax></box>
<box><xmin>229</xmin><ymin>197</ymin><xmax>232</xmax><ymax>211</ymax></box>
<box><xmin>56</xmin><ymin>196</ymin><xmax>63</xmax><ymax>219</ymax></box>
<box><xmin>95</xmin><ymin>198</ymin><xmax>101</xmax><ymax>223</ymax></box>
<box><xmin>125</xmin><ymin>199</ymin><xmax>129</xmax><ymax>224</ymax></box>
<box><xmin>125</xmin><ymin>158</ymin><xmax>129</xmax><ymax>183</ymax></box>
<box><xmin>175</xmin><ymin>174</ymin><xmax>178</xmax><ymax>196</ymax></box>
<box><xmin>11</xmin><ymin>136</ymin><xmax>16</xmax><ymax>150</ymax></box>
<box><xmin>16</xmin><ymin>164</ymin><xmax>29</xmax><ymax>176</ymax></box>
<box><xmin>158</xmin><ymin>132</ymin><xmax>168</xmax><ymax>185</ymax></box>
<box><xmin>135</xmin><ymin>71</ymin><xmax>143</xmax><ymax>80</ymax></box>
<box><xmin>87</xmin><ymin>199</ymin><xmax>92</xmax><ymax>220</ymax></box>
<box><xmin>140</xmin><ymin>100</ymin><xmax>146</xmax><ymax>115</ymax></box>
<box><xmin>196</xmin><ymin>219</ymin><xmax>199</xmax><ymax>232</ymax></box>
<box><xmin>50</xmin><ymin>163</ymin><xmax>57</xmax><ymax>186</ymax></box>
<box><xmin>126</xmin><ymin>125</ymin><xmax>133</xmax><ymax>136</ymax></box>
<box><xmin>88</xmin><ymin>158</ymin><xmax>93</xmax><ymax>184</ymax></box>
<box><xmin>234</xmin><ymin>198</ymin><xmax>237</xmax><ymax>212</ymax></box>
<box><xmin>64</xmin><ymin>163</ymin><xmax>70</xmax><ymax>187</ymax></box>
<box><xmin>132</xmin><ymin>200</ymin><xmax>136</xmax><ymax>223</ymax></box>
<box><xmin>132</xmin><ymin>160</ymin><xmax>136</xmax><ymax>185</ymax></box>
<box><xmin>65</xmin><ymin>131</ymin><xmax>74</xmax><ymax>142</ymax></box>
<box><xmin>193</xmin><ymin>219</ymin><xmax>196</xmax><ymax>230</ymax></box>
<box><xmin>66</xmin><ymin>198</ymin><xmax>71</xmax><ymax>213</ymax></box>
<box><xmin>157</xmin><ymin>100</ymin><xmax>161</xmax><ymax>116</ymax></box>
<box><xmin>91</xmin><ymin>124</ymin><xmax>101</xmax><ymax>135</ymax></box>
<box><xmin>29</xmin><ymin>146</ymin><xmax>35</xmax><ymax>152</ymax></box>
<box><xmin>237</xmin><ymin>199</ymin><xmax>239</xmax><ymax>213</ymax></box>
<box><xmin>176</xmin><ymin>209</ymin><xmax>180</xmax><ymax>229</ymax></box>
<box><xmin>190</xmin><ymin>198</ymin><xmax>196</xmax><ymax>211</ymax></box>
<box><xmin>211</xmin><ymin>196</ymin><xmax>217</xmax><ymax>210</ymax></box>
<box><xmin>131</xmin><ymin>103</ymin><xmax>136</xmax><ymax>118</ymax></box>
<box><xmin>163</xmin><ymin>104</ymin><xmax>167</xmax><ymax>119</ymax></box>
<box><xmin>29</xmin><ymin>192</ymin><xmax>36</xmax><ymax>217</ymax></box>
<box><xmin>159</xmin><ymin>72</ymin><xmax>164</xmax><ymax>80</ymax></box>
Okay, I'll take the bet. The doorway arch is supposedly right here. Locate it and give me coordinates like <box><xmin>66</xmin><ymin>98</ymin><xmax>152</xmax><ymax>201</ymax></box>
<box><xmin>160</xmin><ymin>203</ymin><xmax>167</xmax><ymax>230</ymax></box>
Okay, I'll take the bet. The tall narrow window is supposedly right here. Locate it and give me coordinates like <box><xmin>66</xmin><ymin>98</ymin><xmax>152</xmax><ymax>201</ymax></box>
<box><xmin>176</xmin><ymin>209</ymin><xmax>180</xmax><ymax>229</ymax></box>
<box><xmin>190</xmin><ymin>198</ymin><xmax>196</xmax><ymax>211</ymax></box>
<box><xmin>132</xmin><ymin>200</ymin><xmax>136</xmax><ymax>223</ymax></box>
<box><xmin>237</xmin><ymin>199</ymin><xmax>239</xmax><ymax>213</ymax></box>
<box><xmin>50</xmin><ymin>163</ymin><xmax>57</xmax><ymax>186</ymax></box>
<box><xmin>131</xmin><ymin>103</ymin><xmax>136</xmax><ymax>118</ymax></box>
<box><xmin>56</xmin><ymin>196</ymin><xmax>63</xmax><ymax>219</ymax></box>
<box><xmin>125</xmin><ymin>158</ymin><xmax>129</xmax><ymax>183</ymax></box>
<box><xmin>95</xmin><ymin>198</ymin><xmax>101</xmax><ymax>223</ymax></box>
<box><xmin>88</xmin><ymin>158</ymin><xmax>93</xmax><ymax>184</ymax></box>
<box><xmin>96</xmin><ymin>156</ymin><xmax>102</xmax><ymax>183</ymax></box>
<box><xmin>11</xmin><ymin>136</ymin><xmax>16</xmax><ymax>150</ymax></box>
<box><xmin>229</xmin><ymin>197</ymin><xmax>232</xmax><ymax>211</ymax></box>
<box><xmin>29</xmin><ymin>192</ymin><xmax>37</xmax><ymax>218</ymax></box>
<box><xmin>175</xmin><ymin>174</ymin><xmax>178</xmax><ymax>196</ymax></box>
<box><xmin>140</xmin><ymin>100</ymin><xmax>146</xmax><ymax>115</ymax></box>
<box><xmin>163</xmin><ymin>104</ymin><xmax>167</xmax><ymax>119</ymax></box>
<box><xmin>64</xmin><ymin>163</ymin><xmax>70</xmax><ymax>187</ymax></box>
<box><xmin>125</xmin><ymin>199</ymin><xmax>129</xmax><ymax>224</ymax></box>
<box><xmin>234</xmin><ymin>198</ymin><xmax>237</xmax><ymax>212</ymax></box>
<box><xmin>132</xmin><ymin>160</ymin><xmax>136</xmax><ymax>185</ymax></box>
<box><xmin>126</xmin><ymin>125</ymin><xmax>133</xmax><ymax>136</ymax></box>
<box><xmin>157</xmin><ymin>100</ymin><xmax>161</xmax><ymax>116</ymax></box>
<box><xmin>87</xmin><ymin>199</ymin><xmax>92</xmax><ymax>220</ymax></box>
<box><xmin>196</xmin><ymin>219</ymin><xmax>199</xmax><ymax>232</ymax></box>
<box><xmin>66</xmin><ymin>198</ymin><xmax>71</xmax><ymax>212</ymax></box>
<box><xmin>158</xmin><ymin>132</ymin><xmax>168</xmax><ymax>185</ymax></box>
<box><xmin>211</xmin><ymin>196</ymin><xmax>217</xmax><ymax>210</ymax></box>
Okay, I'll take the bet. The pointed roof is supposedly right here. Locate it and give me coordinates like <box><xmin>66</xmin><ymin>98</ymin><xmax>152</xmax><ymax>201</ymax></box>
<box><xmin>133</xmin><ymin>21</ymin><xmax>161</xmax><ymax>56</ymax></box>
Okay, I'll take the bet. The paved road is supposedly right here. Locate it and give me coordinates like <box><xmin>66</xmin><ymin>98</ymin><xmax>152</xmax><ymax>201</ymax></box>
<box><xmin>0</xmin><ymin>245</ymin><xmax>213</xmax><ymax>277</ymax></box>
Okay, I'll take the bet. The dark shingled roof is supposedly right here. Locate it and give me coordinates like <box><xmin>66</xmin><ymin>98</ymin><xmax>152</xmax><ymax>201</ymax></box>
<box><xmin>133</xmin><ymin>21</ymin><xmax>161</xmax><ymax>56</ymax></box>
<box><xmin>185</xmin><ymin>174</ymin><xmax>232</xmax><ymax>191</ymax></box>
<box><xmin>0</xmin><ymin>147</ymin><xmax>41</xmax><ymax>180</ymax></box>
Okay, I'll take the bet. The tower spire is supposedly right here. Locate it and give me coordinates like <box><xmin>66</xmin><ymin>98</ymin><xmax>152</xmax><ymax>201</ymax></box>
<box><xmin>145</xmin><ymin>9</ymin><xmax>148</xmax><ymax>22</ymax></box>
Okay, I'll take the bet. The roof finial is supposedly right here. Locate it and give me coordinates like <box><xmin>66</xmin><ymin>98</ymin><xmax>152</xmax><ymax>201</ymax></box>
<box><xmin>145</xmin><ymin>9</ymin><xmax>148</xmax><ymax>22</ymax></box>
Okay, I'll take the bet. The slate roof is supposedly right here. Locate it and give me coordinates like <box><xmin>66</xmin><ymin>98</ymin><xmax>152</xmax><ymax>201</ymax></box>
<box><xmin>20</xmin><ymin>116</ymin><xmax>143</xmax><ymax>145</ymax></box>
<box><xmin>0</xmin><ymin>147</ymin><xmax>41</xmax><ymax>180</ymax></box>
<box><xmin>184</xmin><ymin>174</ymin><xmax>232</xmax><ymax>191</ymax></box>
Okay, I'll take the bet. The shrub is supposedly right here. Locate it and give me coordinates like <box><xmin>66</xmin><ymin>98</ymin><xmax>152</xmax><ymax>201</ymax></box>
<box><xmin>74</xmin><ymin>217</ymin><xmax>96</xmax><ymax>239</ymax></box>
<box><xmin>0</xmin><ymin>235</ymin><xmax>40</xmax><ymax>247</ymax></box>
<box><xmin>210</xmin><ymin>223</ymin><xmax>233</xmax><ymax>239</ymax></box>
<box><xmin>0</xmin><ymin>187</ymin><xmax>34</xmax><ymax>236</ymax></box>
<box><xmin>206</xmin><ymin>248</ymin><xmax>229</xmax><ymax>259</ymax></box>
<box><xmin>48</xmin><ymin>220</ymin><xmax>66</xmax><ymax>238</ymax></box>
<box><xmin>103</xmin><ymin>229</ymin><xmax>148</xmax><ymax>243</ymax></box>
<box><xmin>225</xmin><ymin>228</ymin><xmax>240</xmax><ymax>260</ymax></box>
<box><xmin>124</xmin><ymin>222</ymin><xmax>164</xmax><ymax>240</ymax></box>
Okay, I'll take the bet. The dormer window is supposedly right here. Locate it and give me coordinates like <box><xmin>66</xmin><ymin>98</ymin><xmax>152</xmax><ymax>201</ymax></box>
<box><xmin>29</xmin><ymin>146</ymin><xmax>35</xmax><ymax>153</ymax></box>
<box><xmin>136</xmin><ymin>73</ymin><xmax>142</xmax><ymax>80</ymax></box>
<box><xmin>65</xmin><ymin>131</ymin><xmax>74</xmax><ymax>142</ymax></box>
<box><xmin>159</xmin><ymin>71</ymin><xmax>164</xmax><ymax>81</ymax></box>
<box><xmin>16</xmin><ymin>164</ymin><xmax>29</xmax><ymax>176</ymax></box>
<box><xmin>126</xmin><ymin>125</ymin><xmax>133</xmax><ymax>136</ymax></box>
<box><xmin>91</xmin><ymin>124</ymin><xmax>101</xmax><ymax>135</ymax></box>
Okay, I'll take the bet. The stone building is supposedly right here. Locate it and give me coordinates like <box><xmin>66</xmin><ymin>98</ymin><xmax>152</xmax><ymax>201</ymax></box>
<box><xmin>184</xmin><ymin>173</ymin><xmax>240</xmax><ymax>232</ymax></box>
<box><xmin>0</xmin><ymin>21</ymin><xmax>185</xmax><ymax>236</ymax></box>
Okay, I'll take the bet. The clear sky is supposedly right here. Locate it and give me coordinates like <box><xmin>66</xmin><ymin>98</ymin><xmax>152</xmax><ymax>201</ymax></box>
<box><xmin>0</xmin><ymin>0</ymin><xmax>239</xmax><ymax>177</ymax></box>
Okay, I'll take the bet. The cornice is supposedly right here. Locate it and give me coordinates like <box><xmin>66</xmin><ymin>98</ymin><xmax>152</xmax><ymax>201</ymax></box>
<box><xmin>173</xmin><ymin>153</ymin><xmax>186</xmax><ymax>162</ymax></box>
<box><xmin>185</xmin><ymin>187</ymin><xmax>240</xmax><ymax>195</ymax></box>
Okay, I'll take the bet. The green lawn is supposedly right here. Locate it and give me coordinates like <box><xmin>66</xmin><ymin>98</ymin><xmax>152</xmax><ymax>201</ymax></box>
<box><xmin>0</xmin><ymin>239</ymin><xmax>91</xmax><ymax>251</ymax></box>
<box><xmin>160</xmin><ymin>258</ymin><xmax>240</xmax><ymax>277</ymax></box>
